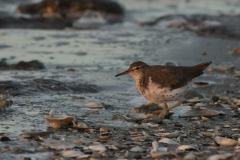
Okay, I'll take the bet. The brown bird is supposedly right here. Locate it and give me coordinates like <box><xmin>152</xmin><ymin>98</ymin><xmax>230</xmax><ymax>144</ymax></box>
<box><xmin>115</xmin><ymin>61</ymin><xmax>212</xmax><ymax>122</ymax></box>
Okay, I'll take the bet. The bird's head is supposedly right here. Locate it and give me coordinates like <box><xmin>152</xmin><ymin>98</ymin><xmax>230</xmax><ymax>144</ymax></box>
<box><xmin>115</xmin><ymin>61</ymin><xmax>148</xmax><ymax>78</ymax></box>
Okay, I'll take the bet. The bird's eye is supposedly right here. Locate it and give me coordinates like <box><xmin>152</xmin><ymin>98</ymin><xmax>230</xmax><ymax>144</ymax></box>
<box><xmin>136</xmin><ymin>67</ymin><xmax>140</xmax><ymax>70</ymax></box>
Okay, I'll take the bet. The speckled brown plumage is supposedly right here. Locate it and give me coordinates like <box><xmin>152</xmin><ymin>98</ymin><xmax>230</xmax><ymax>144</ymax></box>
<box><xmin>138</xmin><ymin>61</ymin><xmax>212</xmax><ymax>91</ymax></box>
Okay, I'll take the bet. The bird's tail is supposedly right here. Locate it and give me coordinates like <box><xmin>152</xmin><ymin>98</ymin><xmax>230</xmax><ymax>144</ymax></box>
<box><xmin>194</xmin><ymin>61</ymin><xmax>212</xmax><ymax>70</ymax></box>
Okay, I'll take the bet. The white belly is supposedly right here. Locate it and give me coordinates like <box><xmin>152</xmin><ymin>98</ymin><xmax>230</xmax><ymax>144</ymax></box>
<box><xmin>137</xmin><ymin>77</ymin><xmax>192</xmax><ymax>104</ymax></box>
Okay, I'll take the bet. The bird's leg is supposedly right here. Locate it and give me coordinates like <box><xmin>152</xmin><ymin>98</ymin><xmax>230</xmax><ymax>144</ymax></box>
<box><xmin>145</xmin><ymin>101</ymin><xmax>154</xmax><ymax>106</ymax></box>
<box><xmin>156</xmin><ymin>103</ymin><xmax>168</xmax><ymax>121</ymax></box>
<box><xmin>156</xmin><ymin>100</ymin><xmax>182</xmax><ymax>121</ymax></box>
<box><xmin>168</xmin><ymin>100</ymin><xmax>182</xmax><ymax>110</ymax></box>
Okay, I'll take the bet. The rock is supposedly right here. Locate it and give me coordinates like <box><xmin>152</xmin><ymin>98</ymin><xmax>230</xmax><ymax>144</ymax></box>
<box><xmin>89</xmin><ymin>144</ymin><xmax>107</xmax><ymax>152</ymax></box>
<box><xmin>130</xmin><ymin>146</ymin><xmax>144</xmax><ymax>152</ymax></box>
<box><xmin>0</xmin><ymin>60</ymin><xmax>45</xmax><ymax>70</ymax></box>
<box><xmin>13</xmin><ymin>60</ymin><xmax>45</xmax><ymax>70</ymax></box>
<box><xmin>184</xmin><ymin>90</ymin><xmax>204</xmax><ymax>99</ymax></box>
<box><xmin>0</xmin><ymin>136</ymin><xmax>11</xmax><ymax>141</ymax></box>
<box><xmin>182</xmin><ymin>108</ymin><xmax>219</xmax><ymax>118</ymax></box>
<box><xmin>13</xmin><ymin>0</ymin><xmax>124</xmax><ymax>29</ymax></box>
<box><xmin>211</xmin><ymin>96</ymin><xmax>219</xmax><ymax>103</ymax></box>
<box><xmin>61</xmin><ymin>150</ymin><xmax>83</xmax><ymax>158</ymax></box>
<box><xmin>16</xmin><ymin>0</ymin><xmax>124</xmax><ymax>18</ymax></box>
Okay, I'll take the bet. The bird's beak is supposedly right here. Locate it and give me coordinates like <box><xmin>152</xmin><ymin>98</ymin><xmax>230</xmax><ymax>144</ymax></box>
<box><xmin>115</xmin><ymin>70</ymin><xmax>130</xmax><ymax>77</ymax></box>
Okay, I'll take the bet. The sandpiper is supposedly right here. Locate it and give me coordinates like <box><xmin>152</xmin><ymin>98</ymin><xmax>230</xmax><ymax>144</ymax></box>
<box><xmin>115</xmin><ymin>61</ymin><xmax>212</xmax><ymax>122</ymax></box>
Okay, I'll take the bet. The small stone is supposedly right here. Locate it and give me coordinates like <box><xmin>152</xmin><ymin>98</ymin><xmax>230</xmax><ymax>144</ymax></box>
<box><xmin>61</xmin><ymin>150</ymin><xmax>83</xmax><ymax>158</ymax></box>
<box><xmin>0</xmin><ymin>136</ymin><xmax>11</xmax><ymax>141</ymax></box>
<box><xmin>211</xmin><ymin>96</ymin><xmax>219</xmax><ymax>103</ymax></box>
<box><xmin>89</xmin><ymin>144</ymin><xmax>107</xmax><ymax>152</ymax></box>
<box><xmin>130</xmin><ymin>146</ymin><xmax>144</xmax><ymax>152</ymax></box>
<box><xmin>183</xmin><ymin>152</ymin><xmax>197</xmax><ymax>160</ymax></box>
<box><xmin>184</xmin><ymin>90</ymin><xmax>204</xmax><ymax>99</ymax></box>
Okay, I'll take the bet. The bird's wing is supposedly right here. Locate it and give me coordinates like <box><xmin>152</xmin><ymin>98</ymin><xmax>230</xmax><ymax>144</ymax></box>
<box><xmin>147</xmin><ymin>65</ymin><xmax>205</xmax><ymax>89</ymax></box>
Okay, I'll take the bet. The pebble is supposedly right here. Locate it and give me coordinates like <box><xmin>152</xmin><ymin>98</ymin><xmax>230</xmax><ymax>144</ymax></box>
<box><xmin>130</xmin><ymin>146</ymin><xmax>144</xmax><ymax>152</ymax></box>
<box><xmin>89</xmin><ymin>144</ymin><xmax>107</xmax><ymax>152</ymax></box>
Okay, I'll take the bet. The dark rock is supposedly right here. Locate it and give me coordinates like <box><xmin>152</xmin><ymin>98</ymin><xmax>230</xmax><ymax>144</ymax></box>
<box><xmin>1</xmin><ymin>0</ymin><xmax>124</xmax><ymax>29</ymax></box>
<box><xmin>184</xmin><ymin>90</ymin><xmax>204</xmax><ymax>99</ymax></box>
<box><xmin>16</xmin><ymin>0</ymin><xmax>124</xmax><ymax>19</ymax></box>
<box><xmin>0</xmin><ymin>79</ymin><xmax>99</xmax><ymax>96</ymax></box>
<box><xmin>0</xmin><ymin>60</ymin><xmax>45</xmax><ymax>70</ymax></box>
<box><xmin>0</xmin><ymin>136</ymin><xmax>11</xmax><ymax>141</ymax></box>
<box><xmin>211</xmin><ymin>96</ymin><xmax>220</xmax><ymax>103</ymax></box>
<box><xmin>0</xmin><ymin>44</ymin><xmax>11</xmax><ymax>49</ymax></box>
<box><xmin>13</xmin><ymin>60</ymin><xmax>45</xmax><ymax>70</ymax></box>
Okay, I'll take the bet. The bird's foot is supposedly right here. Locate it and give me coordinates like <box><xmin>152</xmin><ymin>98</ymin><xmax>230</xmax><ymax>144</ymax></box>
<box><xmin>155</xmin><ymin>100</ymin><xmax>182</xmax><ymax>122</ymax></box>
<box><xmin>130</xmin><ymin>101</ymin><xmax>159</xmax><ymax>113</ymax></box>
<box><xmin>155</xmin><ymin>103</ymin><xmax>169</xmax><ymax>122</ymax></box>
<box><xmin>168</xmin><ymin>100</ymin><xmax>182</xmax><ymax>110</ymax></box>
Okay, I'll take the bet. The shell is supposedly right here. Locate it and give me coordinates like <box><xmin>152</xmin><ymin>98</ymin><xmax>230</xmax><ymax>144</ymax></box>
<box><xmin>86</xmin><ymin>102</ymin><xmax>103</xmax><ymax>108</ymax></box>
<box><xmin>214</xmin><ymin>136</ymin><xmax>238</xmax><ymax>147</ymax></box>
<box><xmin>151</xmin><ymin>151</ymin><xmax>171</xmax><ymax>159</ymax></box>
<box><xmin>200</xmin><ymin>132</ymin><xmax>215</xmax><ymax>137</ymax></box>
<box><xmin>176</xmin><ymin>145</ymin><xmax>199</xmax><ymax>152</ymax></box>
<box><xmin>159</xmin><ymin>138</ymin><xmax>180</xmax><ymax>145</ymax></box>
<box><xmin>155</xmin><ymin>131</ymin><xmax>181</xmax><ymax>138</ymax></box>
<box><xmin>45</xmin><ymin>109</ymin><xmax>74</xmax><ymax>128</ymax></box>
<box><xmin>73</xmin><ymin>121</ymin><xmax>90</xmax><ymax>130</ymax></box>
<box><xmin>181</xmin><ymin>109</ymin><xmax>219</xmax><ymax>118</ymax></box>
<box><xmin>130</xmin><ymin>146</ymin><xmax>144</xmax><ymax>152</ymax></box>
<box><xmin>89</xmin><ymin>144</ymin><xmax>107</xmax><ymax>152</ymax></box>
<box><xmin>99</xmin><ymin>132</ymin><xmax>112</xmax><ymax>140</ymax></box>
<box><xmin>61</xmin><ymin>150</ymin><xmax>84</xmax><ymax>158</ymax></box>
